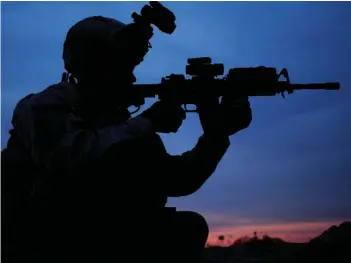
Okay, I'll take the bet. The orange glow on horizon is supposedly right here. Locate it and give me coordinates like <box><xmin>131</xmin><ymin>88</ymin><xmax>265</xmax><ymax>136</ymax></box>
<box><xmin>206</xmin><ymin>219</ymin><xmax>348</xmax><ymax>246</ymax></box>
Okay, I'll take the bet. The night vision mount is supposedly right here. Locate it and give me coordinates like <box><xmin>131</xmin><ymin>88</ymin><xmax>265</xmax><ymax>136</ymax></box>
<box><xmin>131</xmin><ymin>1</ymin><xmax>176</xmax><ymax>35</ymax></box>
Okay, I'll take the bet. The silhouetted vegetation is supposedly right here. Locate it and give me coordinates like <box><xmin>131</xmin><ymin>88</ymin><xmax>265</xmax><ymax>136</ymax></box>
<box><xmin>204</xmin><ymin>222</ymin><xmax>351</xmax><ymax>263</ymax></box>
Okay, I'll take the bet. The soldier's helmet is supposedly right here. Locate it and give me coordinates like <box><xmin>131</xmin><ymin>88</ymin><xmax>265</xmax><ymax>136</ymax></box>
<box><xmin>62</xmin><ymin>16</ymin><xmax>151</xmax><ymax>81</ymax></box>
<box><xmin>63</xmin><ymin>16</ymin><xmax>125</xmax><ymax>78</ymax></box>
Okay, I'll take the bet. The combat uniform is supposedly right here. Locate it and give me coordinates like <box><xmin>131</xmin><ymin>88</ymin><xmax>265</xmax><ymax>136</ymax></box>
<box><xmin>3</xmin><ymin>80</ymin><xmax>230</xmax><ymax>257</ymax></box>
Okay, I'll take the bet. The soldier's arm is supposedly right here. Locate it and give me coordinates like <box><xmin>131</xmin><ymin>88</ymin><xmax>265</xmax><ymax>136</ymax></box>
<box><xmin>158</xmin><ymin>134</ymin><xmax>230</xmax><ymax>197</ymax></box>
<box><xmin>11</xmin><ymin>88</ymin><xmax>155</xmax><ymax>175</ymax></box>
<box><xmin>104</xmin><ymin>133</ymin><xmax>230</xmax><ymax>197</ymax></box>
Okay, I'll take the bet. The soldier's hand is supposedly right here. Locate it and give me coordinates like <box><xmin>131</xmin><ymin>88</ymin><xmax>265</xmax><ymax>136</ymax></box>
<box><xmin>196</xmin><ymin>95</ymin><xmax>252</xmax><ymax>137</ymax></box>
<box><xmin>140</xmin><ymin>101</ymin><xmax>186</xmax><ymax>133</ymax></box>
<box><xmin>196</xmin><ymin>96</ymin><xmax>227</xmax><ymax>137</ymax></box>
<box><xmin>220</xmin><ymin>95</ymin><xmax>252</xmax><ymax>136</ymax></box>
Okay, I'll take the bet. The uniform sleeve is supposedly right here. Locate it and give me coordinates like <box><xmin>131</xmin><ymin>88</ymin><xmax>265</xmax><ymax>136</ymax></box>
<box><xmin>159</xmin><ymin>135</ymin><xmax>230</xmax><ymax>197</ymax></box>
<box><xmin>11</xmin><ymin>90</ymin><xmax>155</xmax><ymax>176</ymax></box>
<box><xmin>103</xmin><ymin>133</ymin><xmax>230</xmax><ymax>197</ymax></box>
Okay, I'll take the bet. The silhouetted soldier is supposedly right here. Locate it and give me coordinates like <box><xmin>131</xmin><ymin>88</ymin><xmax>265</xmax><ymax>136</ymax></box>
<box><xmin>2</xmin><ymin>16</ymin><xmax>251</xmax><ymax>261</ymax></box>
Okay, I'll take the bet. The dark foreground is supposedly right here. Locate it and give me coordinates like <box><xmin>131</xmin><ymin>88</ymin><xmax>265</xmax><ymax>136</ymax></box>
<box><xmin>204</xmin><ymin>222</ymin><xmax>351</xmax><ymax>263</ymax></box>
<box><xmin>4</xmin><ymin>222</ymin><xmax>350</xmax><ymax>263</ymax></box>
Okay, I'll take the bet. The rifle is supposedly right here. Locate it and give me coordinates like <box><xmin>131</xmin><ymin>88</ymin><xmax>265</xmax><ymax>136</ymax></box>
<box><xmin>130</xmin><ymin>57</ymin><xmax>340</xmax><ymax>113</ymax></box>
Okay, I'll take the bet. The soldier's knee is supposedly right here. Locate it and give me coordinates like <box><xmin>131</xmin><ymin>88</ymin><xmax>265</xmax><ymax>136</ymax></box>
<box><xmin>180</xmin><ymin>211</ymin><xmax>209</xmax><ymax>240</ymax></box>
<box><xmin>193</xmin><ymin>212</ymin><xmax>209</xmax><ymax>235</ymax></box>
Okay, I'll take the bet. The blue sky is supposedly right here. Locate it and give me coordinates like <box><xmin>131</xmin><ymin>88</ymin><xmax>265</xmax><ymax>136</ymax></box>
<box><xmin>2</xmin><ymin>1</ymin><xmax>351</xmax><ymax>241</ymax></box>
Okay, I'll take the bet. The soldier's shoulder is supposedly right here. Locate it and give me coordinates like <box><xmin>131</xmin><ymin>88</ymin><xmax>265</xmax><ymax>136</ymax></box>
<box><xmin>15</xmin><ymin>81</ymin><xmax>79</xmax><ymax>113</ymax></box>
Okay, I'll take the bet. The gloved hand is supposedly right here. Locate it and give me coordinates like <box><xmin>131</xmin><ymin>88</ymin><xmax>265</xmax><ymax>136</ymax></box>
<box><xmin>140</xmin><ymin>101</ymin><xmax>186</xmax><ymax>133</ymax></box>
<box><xmin>196</xmin><ymin>96</ymin><xmax>226</xmax><ymax>137</ymax></box>
<box><xmin>197</xmin><ymin>95</ymin><xmax>252</xmax><ymax>137</ymax></box>
<box><xmin>220</xmin><ymin>95</ymin><xmax>252</xmax><ymax>136</ymax></box>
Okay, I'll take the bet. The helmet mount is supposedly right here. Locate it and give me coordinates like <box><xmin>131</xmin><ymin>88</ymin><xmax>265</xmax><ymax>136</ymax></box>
<box><xmin>131</xmin><ymin>1</ymin><xmax>176</xmax><ymax>35</ymax></box>
<box><xmin>62</xmin><ymin>2</ymin><xmax>176</xmax><ymax>83</ymax></box>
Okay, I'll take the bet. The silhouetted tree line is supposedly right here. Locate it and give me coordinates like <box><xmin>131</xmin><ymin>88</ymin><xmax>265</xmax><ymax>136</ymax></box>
<box><xmin>204</xmin><ymin>222</ymin><xmax>351</xmax><ymax>263</ymax></box>
<box><xmin>207</xmin><ymin>231</ymin><xmax>284</xmax><ymax>247</ymax></box>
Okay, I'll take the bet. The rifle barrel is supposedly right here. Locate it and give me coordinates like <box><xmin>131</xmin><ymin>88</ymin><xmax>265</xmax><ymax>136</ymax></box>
<box><xmin>133</xmin><ymin>81</ymin><xmax>341</xmax><ymax>100</ymax></box>
<box><xmin>289</xmin><ymin>82</ymin><xmax>340</xmax><ymax>90</ymax></box>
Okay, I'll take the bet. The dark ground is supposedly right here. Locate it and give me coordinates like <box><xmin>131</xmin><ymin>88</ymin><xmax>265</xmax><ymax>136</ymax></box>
<box><xmin>204</xmin><ymin>222</ymin><xmax>351</xmax><ymax>263</ymax></box>
<box><xmin>3</xmin><ymin>222</ymin><xmax>350</xmax><ymax>263</ymax></box>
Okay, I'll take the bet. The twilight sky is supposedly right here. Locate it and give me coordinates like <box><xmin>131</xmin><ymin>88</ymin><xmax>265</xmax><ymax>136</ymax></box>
<box><xmin>2</xmin><ymin>1</ymin><xmax>351</xmax><ymax>244</ymax></box>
